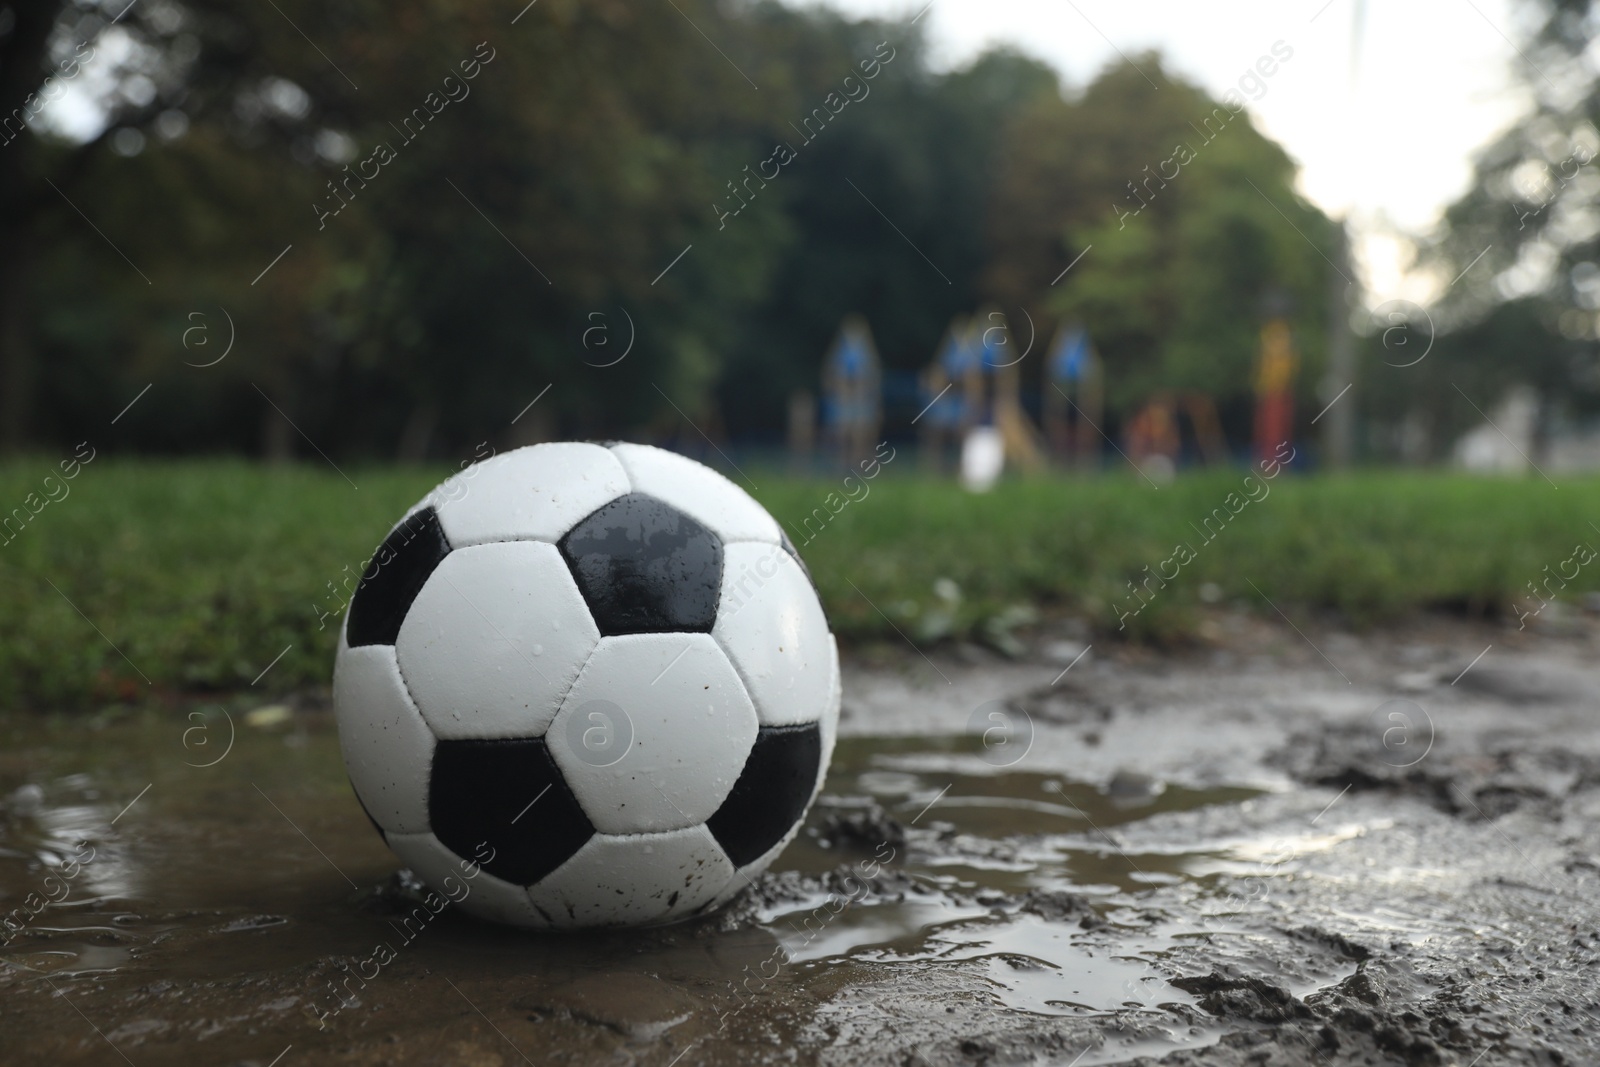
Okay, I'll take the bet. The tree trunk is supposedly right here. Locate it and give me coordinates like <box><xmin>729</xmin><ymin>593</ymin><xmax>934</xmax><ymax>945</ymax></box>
<box><xmin>0</xmin><ymin>218</ymin><xmax>34</xmax><ymax>450</ymax></box>
<box><xmin>0</xmin><ymin>1</ymin><xmax>69</xmax><ymax>452</ymax></box>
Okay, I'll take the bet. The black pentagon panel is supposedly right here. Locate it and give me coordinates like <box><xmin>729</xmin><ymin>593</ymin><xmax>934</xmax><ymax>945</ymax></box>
<box><xmin>346</xmin><ymin>507</ymin><xmax>452</xmax><ymax>647</ymax></box>
<box><xmin>430</xmin><ymin>738</ymin><xmax>594</xmax><ymax>885</ymax></box>
<box><xmin>707</xmin><ymin>723</ymin><xmax>822</xmax><ymax>868</ymax></box>
<box><xmin>558</xmin><ymin>492</ymin><xmax>723</xmax><ymax>636</ymax></box>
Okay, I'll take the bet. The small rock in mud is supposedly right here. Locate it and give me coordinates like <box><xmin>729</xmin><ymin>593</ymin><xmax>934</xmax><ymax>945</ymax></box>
<box><xmin>1276</xmin><ymin>722</ymin><xmax>1586</xmax><ymax>824</ymax></box>
<box><xmin>360</xmin><ymin>868</ymin><xmax>434</xmax><ymax>914</ymax></box>
<box><xmin>1105</xmin><ymin>770</ymin><xmax>1166</xmax><ymax>800</ymax></box>
<box><xmin>1286</xmin><ymin>925</ymin><xmax>1373</xmax><ymax>962</ymax></box>
<box><xmin>1018</xmin><ymin>888</ymin><xmax>1107</xmax><ymax>930</ymax></box>
<box><xmin>1275</xmin><ymin>723</ymin><xmax>1451</xmax><ymax>799</ymax></box>
<box><xmin>6</xmin><ymin>782</ymin><xmax>44</xmax><ymax>817</ymax></box>
<box><xmin>813</xmin><ymin>802</ymin><xmax>907</xmax><ymax>855</ymax></box>
<box><xmin>1171</xmin><ymin>972</ymin><xmax>1316</xmax><ymax>1024</ymax></box>
<box><xmin>706</xmin><ymin>863</ymin><xmax>939</xmax><ymax>932</ymax></box>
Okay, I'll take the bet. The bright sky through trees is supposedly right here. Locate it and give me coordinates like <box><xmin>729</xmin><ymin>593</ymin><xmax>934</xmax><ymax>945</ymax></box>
<box><xmin>810</xmin><ymin>0</ymin><xmax>1533</xmax><ymax>305</ymax></box>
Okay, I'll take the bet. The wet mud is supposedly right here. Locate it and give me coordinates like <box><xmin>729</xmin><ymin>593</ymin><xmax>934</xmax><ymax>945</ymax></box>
<box><xmin>3</xmin><ymin>612</ymin><xmax>1599</xmax><ymax>1065</ymax></box>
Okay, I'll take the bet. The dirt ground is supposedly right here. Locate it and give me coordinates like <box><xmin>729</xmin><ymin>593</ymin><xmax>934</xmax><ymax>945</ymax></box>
<box><xmin>2</xmin><ymin>609</ymin><xmax>1598</xmax><ymax>1066</ymax></box>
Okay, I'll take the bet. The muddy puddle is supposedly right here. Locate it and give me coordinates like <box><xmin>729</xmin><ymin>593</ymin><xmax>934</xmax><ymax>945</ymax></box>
<box><xmin>5</xmin><ymin>630</ymin><xmax>1600</xmax><ymax>1066</ymax></box>
<box><xmin>0</xmin><ymin>705</ymin><xmax>1292</xmax><ymax>1066</ymax></box>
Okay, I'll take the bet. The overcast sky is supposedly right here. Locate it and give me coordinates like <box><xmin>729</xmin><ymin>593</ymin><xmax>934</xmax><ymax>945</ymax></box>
<box><xmin>803</xmin><ymin>0</ymin><xmax>1536</xmax><ymax>304</ymax></box>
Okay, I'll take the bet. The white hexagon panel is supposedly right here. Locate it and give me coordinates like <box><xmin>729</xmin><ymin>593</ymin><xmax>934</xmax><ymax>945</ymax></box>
<box><xmin>428</xmin><ymin>442</ymin><xmax>630</xmax><ymax>547</ymax></box>
<box><xmin>713</xmin><ymin>541</ymin><xmax>833</xmax><ymax>727</ymax></box>
<box><xmin>527</xmin><ymin>824</ymin><xmax>735</xmax><ymax>928</ymax></box>
<box><xmin>395</xmin><ymin>541</ymin><xmax>599</xmax><ymax>740</ymax></box>
<box><xmin>332</xmin><ymin>640</ymin><xmax>434</xmax><ymax>835</ymax></box>
<box><xmin>548</xmin><ymin>633</ymin><xmax>758</xmax><ymax>834</ymax></box>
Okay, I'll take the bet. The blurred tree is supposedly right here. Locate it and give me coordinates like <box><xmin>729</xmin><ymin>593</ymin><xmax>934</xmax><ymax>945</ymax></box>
<box><xmin>1417</xmin><ymin>0</ymin><xmax>1600</xmax><ymax>457</ymax></box>
<box><xmin>717</xmin><ymin>9</ymin><xmax>1059</xmax><ymax>442</ymax></box>
<box><xmin>3</xmin><ymin>1</ymin><xmax>1338</xmax><ymax>460</ymax></box>
<box><xmin>1358</xmin><ymin>298</ymin><xmax>1577</xmax><ymax>463</ymax></box>
<box><xmin>7</xmin><ymin>0</ymin><xmax>815</xmax><ymax>457</ymax></box>
<box><xmin>989</xmin><ymin>55</ymin><xmax>1332</xmax><ymax>432</ymax></box>
<box><xmin>1</xmin><ymin>0</ymin><xmax>180</xmax><ymax>448</ymax></box>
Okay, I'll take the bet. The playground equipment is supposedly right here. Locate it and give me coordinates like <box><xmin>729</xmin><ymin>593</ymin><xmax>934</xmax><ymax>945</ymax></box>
<box><xmin>916</xmin><ymin>318</ymin><xmax>980</xmax><ymax>470</ymax></box>
<box><xmin>1042</xmin><ymin>324</ymin><xmax>1103</xmax><ymax>472</ymax></box>
<box><xmin>820</xmin><ymin>315</ymin><xmax>882</xmax><ymax>464</ymax></box>
<box><xmin>1124</xmin><ymin>391</ymin><xmax>1230</xmax><ymax>478</ymax></box>
<box><xmin>916</xmin><ymin>312</ymin><xmax>1046</xmax><ymax>475</ymax></box>
<box><xmin>979</xmin><ymin>308</ymin><xmax>1047</xmax><ymax>473</ymax></box>
<box><xmin>1254</xmin><ymin>317</ymin><xmax>1298</xmax><ymax>464</ymax></box>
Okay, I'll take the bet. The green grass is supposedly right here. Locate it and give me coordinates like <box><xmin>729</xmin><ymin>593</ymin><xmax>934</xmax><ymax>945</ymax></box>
<box><xmin>1</xmin><ymin>458</ymin><xmax>1595</xmax><ymax>711</ymax></box>
<box><xmin>782</xmin><ymin>469</ymin><xmax>1598</xmax><ymax>643</ymax></box>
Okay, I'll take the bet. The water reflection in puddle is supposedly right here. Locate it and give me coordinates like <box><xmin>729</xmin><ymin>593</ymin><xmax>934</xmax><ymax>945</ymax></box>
<box><xmin>769</xmin><ymin>897</ymin><xmax>1190</xmax><ymax>1014</ymax></box>
<box><xmin>0</xmin><ymin>713</ymin><xmax>1326</xmax><ymax>1064</ymax></box>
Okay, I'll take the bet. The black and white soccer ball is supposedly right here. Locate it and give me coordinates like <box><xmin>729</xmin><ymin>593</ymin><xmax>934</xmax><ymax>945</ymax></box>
<box><xmin>333</xmin><ymin>442</ymin><xmax>838</xmax><ymax>929</ymax></box>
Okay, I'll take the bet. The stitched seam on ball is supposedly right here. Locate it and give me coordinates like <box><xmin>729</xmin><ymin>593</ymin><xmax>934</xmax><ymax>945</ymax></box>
<box><xmin>710</xmin><ymin>626</ymin><xmax>820</xmax><ymax>730</ymax></box>
<box><xmin>387</xmin><ymin>646</ymin><xmax>432</xmax><ymax>748</ymax></box>
<box><xmin>443</xmin><ymin>499</ymin><xmax>632</xmax><ymax>550</ymax></box>
<box><xmin>390</xmin><ymin>544</ymin><xmax>601</xmax><ymax>740</ymax></box>
<box><xmin>721</xmin><ymin>534</ymin><xmax>787</xmax><ymax>549</ymax></box>
<box><xmin>719</xmin><ymin>645</ymin><xmax>763</xmax><ymax>744</ymax></box>
<box><xmin>713</xmin><ymin>549</ymin><xmax>827</xmax><ymax>727</ymax></box>
<box><xmin>426</xmin><ymin>444</ymin><xmax>631</xmax><ymax>543</ymax></box>
<box><xmin>575</xmin><ymin>823</ymin><xmax>728</xmax><ymax>845</ymax></box>
<box><xmin>352</xmin><ymin>645</ymin><xmax>429</xmax><ymax>836</ymax></box>
<box><xmin>396</xmin><ymin>642</ymin><xmax>590</xmax><ymax>743</ymax></box>
<box><xmin>550</xmin><ymin>637</ymin><xmax>603</xmax><ymax>732</ymax></box>
<box><xmin>545</xmin><ymin>637</ymin><xmax>613</xmax><ymax>776</ymax></box>
<box><xmin>605</xmin><ymin>442</ymin><xmax>639</xmax><ymax>495</ymax></box>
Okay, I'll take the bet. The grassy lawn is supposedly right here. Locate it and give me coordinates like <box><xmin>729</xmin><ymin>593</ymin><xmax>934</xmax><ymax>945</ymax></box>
<box><xmin>0</xmin><ymin>457</ymin><xmax>1594</xmax><ymax>710</ymax></box>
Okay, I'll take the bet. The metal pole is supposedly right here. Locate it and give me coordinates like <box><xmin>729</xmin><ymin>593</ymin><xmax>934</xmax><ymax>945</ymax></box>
<box><xmin>1323</xmin><ymin>221</ymin><xmax>1356</xmax><ymax>469</ymax></box>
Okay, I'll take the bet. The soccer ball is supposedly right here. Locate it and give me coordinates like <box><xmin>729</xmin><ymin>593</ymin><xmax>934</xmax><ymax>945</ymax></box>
<box><xmin>332</xmin><ymin>442</ymin><xmax>839</xmax><ymax>928</ymax></box>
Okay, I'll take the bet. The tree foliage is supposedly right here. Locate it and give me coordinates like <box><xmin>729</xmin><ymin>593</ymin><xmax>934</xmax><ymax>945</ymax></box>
<box><xmin>1411</xmin><ymin>0</ymin><xmax>1600</xmax><ymax>456</ymax></box>
<box><xmin>1</xmin><ymin>1</ymin><xmax>1338</xmax><ymax>458</ymax></box>
<box><xmin>987</xmin><ymin>54</ymin><xmax>1332</xmax><ymax>418</ymax></box>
